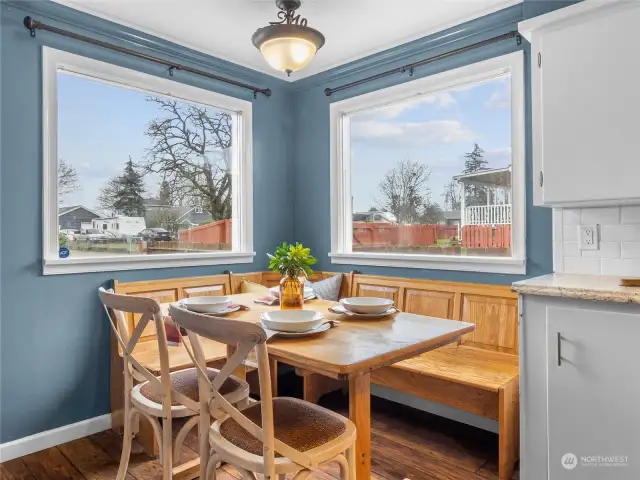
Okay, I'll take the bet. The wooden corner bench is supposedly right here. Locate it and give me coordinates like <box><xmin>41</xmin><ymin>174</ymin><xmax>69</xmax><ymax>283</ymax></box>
<box><xmin>298</xmin><ymin>273</ymin><xmax>520</xmax><ymax>480</ymax></box>
<box><xmin>109</xmin><ymin>271</ymin><xmax>518</xmax><ymax>479</ymax></box>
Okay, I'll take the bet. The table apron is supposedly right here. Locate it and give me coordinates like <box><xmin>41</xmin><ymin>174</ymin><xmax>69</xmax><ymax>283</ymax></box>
<box><xmin>267</xmin><ymin>334</ymin><xmax>463</xmax><ymax>381</ymax></box>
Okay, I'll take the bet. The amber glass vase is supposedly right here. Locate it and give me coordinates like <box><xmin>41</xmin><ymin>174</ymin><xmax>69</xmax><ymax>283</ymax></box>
<box><xmin>280</xmin><ymin>275</ymin><xmax>305</xmax><ymax>310</ymax></box>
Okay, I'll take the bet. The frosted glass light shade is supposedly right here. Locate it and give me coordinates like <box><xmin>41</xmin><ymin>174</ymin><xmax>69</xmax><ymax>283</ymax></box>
<box><xmin>252</xmin><ymin>23</ymin><xmax>325</xmax><ymax>75</ymax></box>
<box><xmin>260</xmin><ymin>37</ymin><xmax>317</xmax><ymax>73</ymax></box>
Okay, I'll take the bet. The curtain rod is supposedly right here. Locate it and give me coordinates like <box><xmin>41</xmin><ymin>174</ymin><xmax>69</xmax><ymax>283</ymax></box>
<box><xmin>22</xmin><ymin>16</ymin><xmax>272</xmax><ymax>99</ymax></box>
<box><xmin>324</xmin><ymin>30</ymin><xmax>521</xmax><ymax>97</ymax></box>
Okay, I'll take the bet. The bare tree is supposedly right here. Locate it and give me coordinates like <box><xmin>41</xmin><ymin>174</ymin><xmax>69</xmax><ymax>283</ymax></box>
<box><xmin>376</xmin><ymin>159</ymin><xmax>434</xmax><ymax>224</ymax></box>
<box><xmin>442</xmin><ymin>179</ymin><xmax>461</xmax><ymax>211</ymax></box>
<box><xmin>141</xmin><ymin>97</ymin><xmax>232</xmax><ymax>220</ymax></box>
<box><xmin>58</xmin><ymin>158</ymin><xmax>80</xmax><ymax>203</ymax></box>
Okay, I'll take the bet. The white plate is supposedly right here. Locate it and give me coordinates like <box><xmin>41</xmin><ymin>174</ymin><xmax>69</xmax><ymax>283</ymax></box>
<box><xmin>180</xmin><ymin>296</ymin><xmax>232</xmax><ymax>314</ymax></box>
<box><xmin>330</xmin><ymin>305</ymin><xmax>398</xmax><ymax>318</ymax></box>
<box><xmin>340</xmin><ymin>297</ymin><xmax>394</xmax><ymax>314</ymax></box>
<box><xmin>261</xmin><ymin>321</ymin><xmax>331</xmax><ymax>338</ymax></box>
<box><xmin>260</xmin><ymin>310</ymin><xmax>324</xmax><ymax>332</ymax></box>
<box><xmin>199</xmin><ymin>304</ymin><xmax>241</xmax><ymax>316</ymax></box>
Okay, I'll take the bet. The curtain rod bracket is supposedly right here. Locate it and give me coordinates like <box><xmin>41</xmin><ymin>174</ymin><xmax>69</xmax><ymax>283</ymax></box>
<box><xmin>22</xmin><ymin>16</ymin><xmax>272</xmax><ymax>98</ymax></box>
<box><xmin>23</xmin><ymin>16</ymin><xmax>37</xmax><ymax>37</ymax></box>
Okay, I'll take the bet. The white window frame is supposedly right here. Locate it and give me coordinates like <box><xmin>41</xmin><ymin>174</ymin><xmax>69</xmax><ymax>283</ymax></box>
<box><xmin>329</xmin><ymin>51</ymin><xmax>526</xmax><ymax>274</ymax></box>
<box><xmin>43</xmin><ymin>48</ymin><xmax>254</xmax><ymax>275</ymax></box>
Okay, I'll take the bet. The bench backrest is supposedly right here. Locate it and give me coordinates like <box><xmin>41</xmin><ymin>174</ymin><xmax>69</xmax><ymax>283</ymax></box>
<box><xmin>351</xmin><ymin>274</ymin><xmax>518</xmax><ymax>356</ymax></box>
<box><xmin>230</xmin><ymin>271</ymin><xmax>353</xmax><ymax>299</ymax></box>
<box><xmin>113</xmin><ymin>274</ymin><xmax>232</xmax><ymax>343</ymax></box>
<box><xmin>113</xmin><ymin>271</ymin><xmax>515</xmax><ymax>354</ymax></box>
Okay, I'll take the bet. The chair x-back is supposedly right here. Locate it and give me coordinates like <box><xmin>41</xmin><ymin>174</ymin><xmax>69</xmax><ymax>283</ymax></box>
<box><xmin>98</xmin><ymin>287</ymin><xmax>250</xmax><ymax>480</ymax></box>
<box><xmin>170</xmin><ymin>303</ymin><xmax>357</xmax><ymax>480</ymax></box>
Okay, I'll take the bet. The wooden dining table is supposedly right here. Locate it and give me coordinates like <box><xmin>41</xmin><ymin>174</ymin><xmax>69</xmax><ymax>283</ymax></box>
<box><xmin>163</xmin><ymin>293</ymin><xmax>475</xmax><ymax>479</ymax></box>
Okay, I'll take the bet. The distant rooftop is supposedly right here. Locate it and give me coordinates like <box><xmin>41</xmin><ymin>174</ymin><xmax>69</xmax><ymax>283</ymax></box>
<box><xmin>454</xmin><ymin>166</ymin><xmax>511</xmax><ymax>188</ymax></box>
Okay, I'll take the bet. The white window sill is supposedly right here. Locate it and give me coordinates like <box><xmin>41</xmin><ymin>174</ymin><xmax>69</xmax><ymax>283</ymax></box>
<box><xmin>43</xmin><ymin>251</ymin><xmax>256</xmax><ymax>275</ymax></box>
<box><xmin>329</xmin><ymin>252</ymin><xmax>526</xmax><ymax>275</ymax></box>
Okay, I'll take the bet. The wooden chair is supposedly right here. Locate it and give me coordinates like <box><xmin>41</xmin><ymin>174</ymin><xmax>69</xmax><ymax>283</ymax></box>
<box><xmin>98</xmin><ymin>288</ymin><xmax>250</xmax><ymax>480</ymax></box>
<box><xmin>169</xmin><ymin>304</ymin><xmax>357</xmax><ymax>480</ymax></box>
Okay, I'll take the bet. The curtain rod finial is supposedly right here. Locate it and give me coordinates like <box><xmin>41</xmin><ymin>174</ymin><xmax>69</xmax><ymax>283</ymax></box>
<box><xmin>23</xmin><ymin>16</ymin><xmax>37</xmax><ymax>37</ymax></box>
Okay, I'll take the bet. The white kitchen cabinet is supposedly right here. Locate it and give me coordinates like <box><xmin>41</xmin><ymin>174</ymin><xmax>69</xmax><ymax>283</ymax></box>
<box><xmin>517</xmin><ymin>291</ymin><xmax>640</xmax><ymax>480</ymax></box>
<box><xmin>547</xmin><ymin>306</ymin><xmax>639</xmax><ymax>479</ymax></box>
<box><xmin>520</xmin><ymin>1</ymin><xmax>640</xmax><ymax>207</ymax></box>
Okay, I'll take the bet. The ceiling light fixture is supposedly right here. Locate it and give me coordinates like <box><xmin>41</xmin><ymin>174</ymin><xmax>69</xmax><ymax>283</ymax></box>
<box><xmin>252</xmin><ymin>0</ymin><xmax>325</xmax><ymax>77</ymax></box>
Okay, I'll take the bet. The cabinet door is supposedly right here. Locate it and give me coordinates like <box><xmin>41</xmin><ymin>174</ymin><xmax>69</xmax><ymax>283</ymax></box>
<box><xmin>535</xmin><ymin>3</ymin><xmax>640</xmax><ymax>206</ymax></box>
<box><xmin>547</xmin><ymin>306</ymin><xmax>640</xmax><ymax>479</ymax></box>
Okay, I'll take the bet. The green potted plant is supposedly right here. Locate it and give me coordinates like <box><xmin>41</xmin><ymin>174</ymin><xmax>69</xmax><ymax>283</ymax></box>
<box><xmin>267</xmin><ymin>242</ymin><xmax>317</xmax><ymax>310</ymax></box>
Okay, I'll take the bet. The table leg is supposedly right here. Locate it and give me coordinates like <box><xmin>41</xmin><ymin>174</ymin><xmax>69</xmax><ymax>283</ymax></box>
<box><xmin>227</xmin><ymin>345</ymin><xmax>247</xmax><ymax>380</ymax></box>
<box><xmin>349</xmin><ymin>373</ymin><xmax>371</xmax><ymax>480</ymax></box>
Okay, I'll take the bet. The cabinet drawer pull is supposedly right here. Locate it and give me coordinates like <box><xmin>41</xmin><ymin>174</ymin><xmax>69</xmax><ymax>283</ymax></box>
<box><xmin>557</xmin><ymin>332</ymin><xmax>562</xmax><ymax>366</ymax></box>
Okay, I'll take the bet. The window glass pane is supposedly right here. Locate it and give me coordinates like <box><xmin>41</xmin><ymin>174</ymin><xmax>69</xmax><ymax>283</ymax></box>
<box><xmin>57</xmin><ymin>72</ymin><xmax>234</xmax><ymax>259</ymax></box>
<box><xmin>349</xmin><ymin>74</ymin><xmax>512</xmax><ymax>258</ymax></box>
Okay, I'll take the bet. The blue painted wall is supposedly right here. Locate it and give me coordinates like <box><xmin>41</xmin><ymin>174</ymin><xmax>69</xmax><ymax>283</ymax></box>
<box><xmin>290</xmin><ymin>1</ymin><xmax>574</xmax><ymax>285</ymax></box>
<box><xmin>0</xmin><ymin>0</ymin><xmax>294</xmax><ymax>443</ymax></box>
<box><xmin>0</xmin><ymin>0</ymin><xmax>578</xmax><ymax>444</ymax></box>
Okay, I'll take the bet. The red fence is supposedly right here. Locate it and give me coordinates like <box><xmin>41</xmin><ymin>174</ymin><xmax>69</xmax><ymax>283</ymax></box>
<box><xmin>462</xmin><ymin>225</ymin><xmax>511</xmax><ymax>248</ymax></box>
<box><xmin>352</xmin><ymin>222</ymin><xmax>458</xmax><ymax>247</ymax></box>
<box><xmin>178</xmin><ymin>219</ymin><xmax>231</xmax><ymax>245</ymax></box>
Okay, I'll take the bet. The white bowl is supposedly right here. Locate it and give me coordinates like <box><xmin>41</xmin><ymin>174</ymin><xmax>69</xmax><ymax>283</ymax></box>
<box><xmin>180</xmin><ymin>296</ymin><xmax>232</xmax><ymax>314</ymax></box>
<box><xmin>269</xmin><ymin>286</ymin><xmax>314</xmax><ymax>299</ymax></box>
<box><xmin>261</xmin><ymin>310</ymin><xmax>324</xmax><ymax>333</ymax></box>
<box><xmin>340</xmin><ymin>297</ymin><xmax>394</xmax><ymax>314</ymax></box>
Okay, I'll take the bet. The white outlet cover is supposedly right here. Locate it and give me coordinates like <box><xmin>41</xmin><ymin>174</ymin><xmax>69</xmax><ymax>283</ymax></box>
<box><xmin>579</xmin><ymin>225</ymin><xmax>599</xmax><ymax>251</ymax></box>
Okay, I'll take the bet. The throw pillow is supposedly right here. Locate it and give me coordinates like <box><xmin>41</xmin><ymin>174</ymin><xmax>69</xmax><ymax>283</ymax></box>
<box><xmin>240</xmin><ymin>280</ymin><xmax>270</xmax><ymax>295</ymax></box>
<box><xmin>308</xmin><ymin>273</ymin><xmax>344</xmax><ymax>301</ymax></box>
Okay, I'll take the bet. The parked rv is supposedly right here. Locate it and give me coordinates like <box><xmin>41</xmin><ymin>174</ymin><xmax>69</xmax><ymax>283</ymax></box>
<box><xmin>91</xmin><ymin>216</ymin><xmax>146</xmax><ymax>241</ymax></box>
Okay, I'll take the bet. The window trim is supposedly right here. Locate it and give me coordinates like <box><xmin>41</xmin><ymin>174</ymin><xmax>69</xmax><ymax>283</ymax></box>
<box><xmin>43</xmin><ymin>48</ymin><xmax>254</xmax><ymax>275</ymax></box>
<box><xmin>329</xmin><ymin>51</ymin><xmax>526</xmax><ymax>274</ymax></box>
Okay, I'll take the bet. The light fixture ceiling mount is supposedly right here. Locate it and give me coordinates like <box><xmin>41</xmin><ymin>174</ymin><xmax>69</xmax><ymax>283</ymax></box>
<box><xmin>252</xmin><ymin>0</ymin><xmax>325</xmax><ymax>77</ymax></box>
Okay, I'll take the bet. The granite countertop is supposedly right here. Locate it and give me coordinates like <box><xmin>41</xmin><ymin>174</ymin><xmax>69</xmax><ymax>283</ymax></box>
<box><xmin>512</xmin><ymin>274</ymin><xmax>640</xmax><ymax>304</ymax></box>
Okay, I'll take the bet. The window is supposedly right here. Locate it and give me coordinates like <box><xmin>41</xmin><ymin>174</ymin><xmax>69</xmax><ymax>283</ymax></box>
<box><xmin>330</xmin><ymin>52</ymin><xmax>525</xmax><ymax>274</ymax></box>
<box><xmin>43</xmin><ymin>48</ymin><xmax>254</xmax><ymax>274</ymax></box>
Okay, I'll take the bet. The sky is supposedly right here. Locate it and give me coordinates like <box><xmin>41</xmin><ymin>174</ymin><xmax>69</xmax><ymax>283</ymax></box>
<box><xmin>57</xmin><ymin>72</ymin><xmax>227</xmax><ymax>211</ymax></box>
<box><xmin>350</xmin><ymin>74</ymin><xmax>512</xmax><ymax>212</ymax></box>
<box><xmin>58</xmin><ymin>71</ymin><xmax>511</xmax><ymax>214</ymax></box>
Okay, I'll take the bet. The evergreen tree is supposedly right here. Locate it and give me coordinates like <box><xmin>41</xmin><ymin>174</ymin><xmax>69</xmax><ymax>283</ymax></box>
<box><xmin>113</xmin><ymin>157</ymin><xmax>146</xmax><ymax>216</ymax></box>
<box><xmin>158</xmin><ymin>179</ymin><xmax>171</xmax><ymax>205</ymax></box>
<box><xmin>462</xmin><ymin>143</ymin><xmax>488</xmax><ymax>206</ymax></box>
<box><xmin>100</xmin><ymin>157</ymin><xmax>146</xmax><ymax>216</ymax></box>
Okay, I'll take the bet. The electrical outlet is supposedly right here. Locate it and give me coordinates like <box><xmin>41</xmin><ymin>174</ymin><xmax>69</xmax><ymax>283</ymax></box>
<box><xmin>579</xmin><ymin>225</ymin><xmax>599</xmax><ymax>251</ymax></box>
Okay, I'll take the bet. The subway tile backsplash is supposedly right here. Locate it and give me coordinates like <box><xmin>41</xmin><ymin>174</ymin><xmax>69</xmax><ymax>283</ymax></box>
<box><xmin>554</xmin><ymin>206</ymin><xmax>640</xmax><ymax>276</ymax></box>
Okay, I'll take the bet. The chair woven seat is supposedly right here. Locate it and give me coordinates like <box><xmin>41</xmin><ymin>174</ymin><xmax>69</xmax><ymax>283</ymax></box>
<box><xmin>218</xmin><ymin>398</ymin><xmax>348</xmax><ymax>457</ymax></box>
<box><xmin>140</xmin><ymin>367</ymin><xmax>243</xmax><ymax>406</ymax></box>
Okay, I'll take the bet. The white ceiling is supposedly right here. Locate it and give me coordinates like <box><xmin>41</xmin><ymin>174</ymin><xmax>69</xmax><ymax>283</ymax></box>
<box><xmin>53</xmin><ymin>0</ymin><xmax>522</xmax><ymax>81</ymax></box>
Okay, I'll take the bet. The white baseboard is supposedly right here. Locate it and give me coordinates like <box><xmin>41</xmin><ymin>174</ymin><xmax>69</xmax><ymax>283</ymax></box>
<box><xmin>372</xmin><ymin>385</ymin><xmax>499</xmax><ymax>433</ymax></box>
<box><xmin>0</xmin><ymin>414</ymin><xmax>112</xmax><ymax>462</ymax></box>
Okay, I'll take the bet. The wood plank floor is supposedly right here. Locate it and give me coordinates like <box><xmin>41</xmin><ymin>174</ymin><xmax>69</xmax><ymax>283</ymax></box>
<box><xmin>0</xmin><ymin>394</ymin><xmax>519</xmax><ymax>480</ymax></box>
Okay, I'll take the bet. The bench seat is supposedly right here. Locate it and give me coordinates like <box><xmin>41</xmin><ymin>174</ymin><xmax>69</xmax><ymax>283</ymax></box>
<box><xmin>132</xmin><ymin>337</ymin><xmax>227</xmax><ymax>375</ymax></box>
<box><xmin>371</xmin><ymin>344</ymin><xmax>519</xmax><ymax>479</ymax></box>
<box><xmin>390</xmin><ymin>344</ymin><xmax>518</xmax><ymax>391</ymax></box>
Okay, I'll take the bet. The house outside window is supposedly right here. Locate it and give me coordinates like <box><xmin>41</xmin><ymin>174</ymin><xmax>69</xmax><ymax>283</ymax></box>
<box><xmin>44</xmin><ymin>48</ymin><xmax>254</xmax><ymax>274</ymax></box>
<box><xmin>330</xmin><ymin>52</ymin><xmax>525</xmax><ymax>274</ymax></box>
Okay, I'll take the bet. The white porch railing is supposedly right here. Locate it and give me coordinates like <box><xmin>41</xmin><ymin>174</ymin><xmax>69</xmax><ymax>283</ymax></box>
<box><xmin>465</xmin><ymin>204</ymin><xmax>512</xmax><ymax>225</ymax></box>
